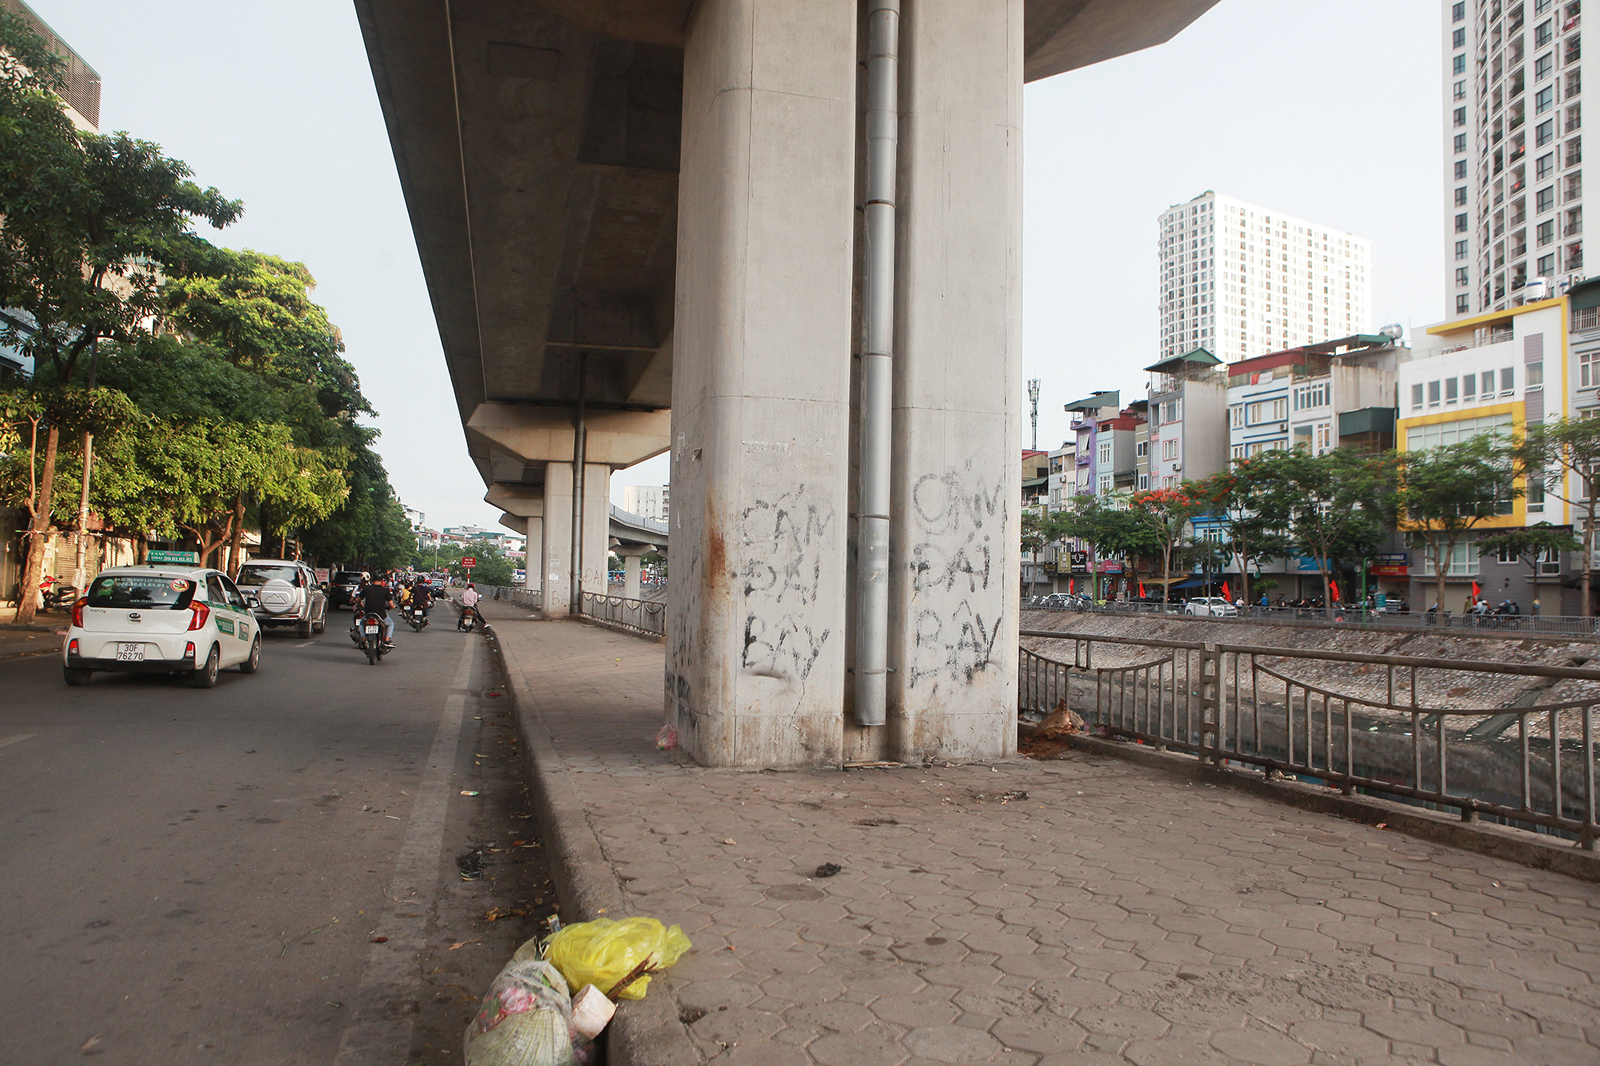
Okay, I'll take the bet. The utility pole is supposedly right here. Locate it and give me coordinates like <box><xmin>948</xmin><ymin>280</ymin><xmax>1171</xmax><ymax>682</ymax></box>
<box><xmin>1027</xmin><ymin>379</ymin><xmax>1040</xmax><ymax>452</ymax></box>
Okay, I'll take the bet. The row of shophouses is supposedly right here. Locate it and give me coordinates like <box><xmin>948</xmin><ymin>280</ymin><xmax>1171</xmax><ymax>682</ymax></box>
<box><xmin>1022</xmin><ymin>278</ymin><xmax>1600</xmax><ymax>616</ymax></box>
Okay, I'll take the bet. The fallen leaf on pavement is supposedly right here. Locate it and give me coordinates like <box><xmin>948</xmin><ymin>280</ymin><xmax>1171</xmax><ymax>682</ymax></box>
<box><xmin>449</xmin><ymin>937</ymin><xmax>481</xmax><ymax>950</ymax></box>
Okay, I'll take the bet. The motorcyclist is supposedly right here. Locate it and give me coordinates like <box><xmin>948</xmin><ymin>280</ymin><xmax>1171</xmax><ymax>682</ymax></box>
<box><xmin>459</xmin><ymin>582</ymin><xmax>481</xmax><ymax>628</ymax></box>
<box><xmin>358</xmin><ymin>574</ymin><xmax>397</xmax><ymax>648</ymax></box>
<box><xmin>411</xmin><ymin>579</ymin><xmax>433</xmax><ymax>618</ymax></box>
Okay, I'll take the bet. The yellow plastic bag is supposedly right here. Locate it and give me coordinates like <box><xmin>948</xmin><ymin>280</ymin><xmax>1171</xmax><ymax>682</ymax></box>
<box><xmin>545</xmin><ymin>918</ymin><xmax>691</xmax><ymax>1001</ymax></box>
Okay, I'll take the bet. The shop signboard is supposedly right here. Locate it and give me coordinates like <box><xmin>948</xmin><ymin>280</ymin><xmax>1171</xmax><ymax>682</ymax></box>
<box><xmin>1369</xmin><ymin>553</ymin><xmax>1409</xmax><ymax>578</ymax></box>
<box><xmin>1068</xmin><ymin>551</ymin><xmax>1089</xmax><ymax>574</ymax></box>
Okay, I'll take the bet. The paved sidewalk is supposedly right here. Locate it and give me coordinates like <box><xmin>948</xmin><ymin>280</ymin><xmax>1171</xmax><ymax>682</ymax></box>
<box><xmin>480</xmin><ymin>601</ymin><xmax>1600</xmax><ymax>1066</ymax></box>
<box><xmin>0</xmin><ymin>623</ymin><xmax>64</xmax><ymax>659</ymax></box>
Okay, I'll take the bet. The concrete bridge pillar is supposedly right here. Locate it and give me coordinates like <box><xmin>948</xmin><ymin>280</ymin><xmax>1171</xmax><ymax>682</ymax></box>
<box><xmin>523</xmin><ymin>518</ymin><xmax>542</xmax><ymax>594</ymax></box>
<box><xmin>666</xmin><ymin>0</ymin><xmax>1020</xmax><ymax>768</ymax></box>
<box><xmin>615</xmin><ymin>544</ymin><xmax>652</xmax><ymax>602</ymax></box>
<box><xmin>667</xmin><ymin>0</ymin><xmax>858</xmax><ymax>767</ymax></box>
<box><xmin>539</xmin><ymin>462</ymin><xmax>611</xmax><ymax>619</ymax></box>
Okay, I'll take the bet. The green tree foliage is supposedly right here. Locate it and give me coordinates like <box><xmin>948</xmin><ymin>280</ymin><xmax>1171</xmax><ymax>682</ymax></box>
<box><xmin>1397</xmin><ymin>435</ymin><xmax>1518</xmax><ymax>613</ymax></box>
<box><xmin>1194</xmin><ymin>457</ymin><xmax>1295</xmax><ymax>606</ymax></box>
<box><xmin>1512</xmin><ymin>417</ymin><xmax>1600</xmax><ymax>616</ymax></box>
<box><xmin>1476</xmin><ymin>523</ymin><xmax>1583</xmax><ymax>612</ymax></box>
<box><xmin>1242</xmin><ymin>448</ymin><xmax>1397</xmax><ymax>613</ymax></box>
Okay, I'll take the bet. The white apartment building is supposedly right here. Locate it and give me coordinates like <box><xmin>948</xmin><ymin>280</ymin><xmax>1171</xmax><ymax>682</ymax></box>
<box><xmin>1445</xmin><ymin>0</ymin><xmax>1586</xmax><ymax>319</ymax></box>
<box><xmin>1158</xmin><ymin>192</ymin><xmax>1372</xmax><ymax>364</ymax></box>
<box><xmin>622</xmin><ymin>484</ymin><xmax>670</xmax><ymax>522</ymax></box>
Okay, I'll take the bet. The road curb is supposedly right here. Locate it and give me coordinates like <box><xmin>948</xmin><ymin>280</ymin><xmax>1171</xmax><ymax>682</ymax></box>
<box><xmin>1048</xmin><ymin>730</ymin><xmax>1600</xmax><ymax>883</ymax></box>
<box><xmin>489</xmin><ymin>621</ymin><xmax>703</xmax><ymax>1066</ymax></box>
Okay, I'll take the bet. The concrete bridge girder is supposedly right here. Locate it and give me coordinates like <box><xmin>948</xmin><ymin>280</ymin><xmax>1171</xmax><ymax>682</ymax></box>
<box><xmin>357</xmin><ymin>0</ymin><xmax>1219</xmax><ymax>768</ymax></box>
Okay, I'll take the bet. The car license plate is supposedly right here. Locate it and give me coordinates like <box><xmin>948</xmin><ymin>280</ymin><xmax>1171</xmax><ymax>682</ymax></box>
<box><xmin>365</xmin><ymin>625</ymin><xmax>379</xmax><ymax>634</ymax></box>
<box><xmin>116</xmin><ymin>643</ymin><xmax>144</xmax><ymax>662</ymax></box>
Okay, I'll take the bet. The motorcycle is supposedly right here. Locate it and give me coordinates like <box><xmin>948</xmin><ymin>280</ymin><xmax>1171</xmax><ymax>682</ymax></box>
<box><xmin>351</xmin><ymin>611</ymin><xmax>390</xmax><ymax>665</ymax></box>
<box><xmin>457</xmin><ymin>604</ymin><xmax>481</xmax><ymax>632</ymax></box>
<box><xmin>402</xmin><ymin>602</ymin><xmax>429</xmax><ymax>631</ymax></box>
<box><xmin>41</xmin><ymin>578</ymin><xmax>79</xmax><ymax>612</ymax></box>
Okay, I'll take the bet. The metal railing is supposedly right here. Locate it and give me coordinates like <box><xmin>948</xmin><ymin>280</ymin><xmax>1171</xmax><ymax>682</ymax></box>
<box><xmin>479</xmin><ymin>585</ymin><xmax>542</xmax><ymax>611</ymax></box>
<box><xmin>579</xmin><ymin>592</ymin><xmax>664</xmax><ymax>638</ymax></box>
<box><xmin>1023</xmin><ymin>601</ymin><xmax>1600</xmax><ymax>639</ymax></box>
<box><xmin>1019</xmin><ymin>630</ymin><xmax>1599</xmax><ymax>848</ymax></box>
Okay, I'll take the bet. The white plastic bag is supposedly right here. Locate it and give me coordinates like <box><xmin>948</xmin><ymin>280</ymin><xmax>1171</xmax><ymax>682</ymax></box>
<box><xmin>464</xmin><ymin>952</ymin><xmax>587</xmax><ymax>1066</ymax></box>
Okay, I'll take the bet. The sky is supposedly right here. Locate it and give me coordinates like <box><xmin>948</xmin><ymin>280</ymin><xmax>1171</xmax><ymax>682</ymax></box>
<box><xmin>32</xmin><ymin>0</ymin><xmax>1443</xmax><ymax>530</ymax></box>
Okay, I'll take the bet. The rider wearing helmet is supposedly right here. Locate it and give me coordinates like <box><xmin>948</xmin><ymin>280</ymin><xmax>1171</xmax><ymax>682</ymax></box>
<box><xmin>358</xmin><ymin>573</ymin><xmax>397</xmax><ymax>647</ymax></box>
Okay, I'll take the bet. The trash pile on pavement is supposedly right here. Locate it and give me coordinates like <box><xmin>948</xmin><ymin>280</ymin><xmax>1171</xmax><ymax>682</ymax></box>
<box><xmin>464</xmin><ymin>917</ymin><xmax>691</xmax><ymax>1066</ymax></box>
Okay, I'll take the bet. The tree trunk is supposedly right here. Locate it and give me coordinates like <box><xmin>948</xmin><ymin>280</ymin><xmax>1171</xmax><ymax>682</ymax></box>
<box><xmin>72</xmin><ymin>429</ymin><xmax>94</xmax><ymax>589</ymax></box>
<box><xmin>1584</xmin><ymin>497</ymin><xmax>1595</xmax><ymax>618</ymax></box>
<box><xmin>14</xmin><ymin>423</ymin><xmax>60</xmax><ymax>624</ymax></box>
<box><xmin>226</xmin><ymin>494</ymin><xmax>246</xmax><ymax>578</ymax></box>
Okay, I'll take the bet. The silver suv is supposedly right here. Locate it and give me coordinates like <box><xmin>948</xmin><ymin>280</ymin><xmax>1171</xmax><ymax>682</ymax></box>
<box><xmin>1183</xmin><ymin>596</ymin><xmax>1238</xmax><ymax>618</ymax></box>
<box><xmin>235</xmin><ymin>559</ymin><xmax>328</xmax><ymax>637</ymax></box>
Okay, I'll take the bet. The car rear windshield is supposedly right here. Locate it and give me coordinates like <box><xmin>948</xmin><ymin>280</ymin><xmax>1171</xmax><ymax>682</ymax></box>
<box><xmin>334</xmin><ymin>571</ymin><xmax>364</xmax><ymax>583</ymax></box>
<box><xmin>87</xmin><ymin>574</ymin><xmax>196</xmax><ymax>610</ymax></box>
<box><xmin>238</xmin><ymin>564</ymin><xmax>302</xmax><ymax>586</ymax></box>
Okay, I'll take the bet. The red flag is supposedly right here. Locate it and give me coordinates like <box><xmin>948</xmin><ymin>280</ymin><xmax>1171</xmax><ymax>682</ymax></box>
<box><xmin>1221</xmin><ymin>581</ymin><xmax>1231</xmax><ymax>601</ymax></box>
<box><xmin>1139</xmin><ymin>582</ymin><xmax>1146</xmax><ymax>598</ymax></box>
<box><xmin>1471</xmin><ymin>580</ymin><xmax>1481</xmax><ymax>598</ymax></box>
<box><xmin>1069</xmin><ymin>578</ymin><xmax>1075</xmax><ymax>594</ymax></box>
<box><xmin>1330</xmin><ymin>581</ymin><xmax>1340</xmax><ymax>602</ymax></box>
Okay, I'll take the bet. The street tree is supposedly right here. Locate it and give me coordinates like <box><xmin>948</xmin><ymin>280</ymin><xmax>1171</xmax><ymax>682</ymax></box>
<box><xmin>1398</xmin><ymin>434</ymin><xmax>1518</xmax><ymax>614</ymax></box>
<box><xmin>1126</xmin><ymin>486</ymin><xmax>1207</xmax><ymax>604</ymax></box>
<box><xmin>1511</xmin><ymin>417</ymin><xmax>1600</xmax><ymax>616</ymax></box>
<box><xmin>1250</xmin><ymin>447</ymin><xmax>1397</xmax><ymax>615</ymax></box>
<box><xmin>1195</xmin><ymin>457</ymin><xmax>1295</xmax><ymax>606</ymax></box>
<box><xmin>1474</xmin><ymin>523</ymin><xmax>1582</xmax><ymax>615</ymax></box>
<box><xmin>0</xmin><ymin>11</ymin><xmax>239</xmax><ymax>620</ymax></box>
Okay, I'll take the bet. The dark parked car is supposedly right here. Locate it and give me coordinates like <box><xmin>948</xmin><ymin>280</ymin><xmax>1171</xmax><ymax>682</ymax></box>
<box><xmin>328</xmin><ymin>570</ymin><xmax>366</xmax><ymax>610</ymax></box>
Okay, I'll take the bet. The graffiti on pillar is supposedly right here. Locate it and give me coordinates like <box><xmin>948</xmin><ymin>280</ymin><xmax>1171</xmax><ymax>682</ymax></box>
<box><xmin>907</xmin><ymin>465</ymin><xmax>1007</xmax><ymax>691</ymax></box>
<box><xmin>741</xmin><ymin>613</ymin><xmax>830</xmax><ymax>681</ymax></box>
<box><xmin>738</xmin><ymin>485</ymin><xmax>834</xmax><ymax>681</ymax></box>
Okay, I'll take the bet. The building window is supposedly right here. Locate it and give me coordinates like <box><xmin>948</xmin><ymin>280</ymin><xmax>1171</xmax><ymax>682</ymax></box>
<box><xmin>1582</xmin><ymin>348</ymin><xmax>1600</xmax><ymax>385</ymax></box>
<box><xmin>1411</xmin><ymin>383</ymin><xmax>1425</xmax><ymax>409</ymax></box>
<box><xmin>1135</xmin><ymin>440</ymin><xmax>1148</xmax><ymax>458</ymax></box>
<box><xmin>1463</xmin><ymin>373</ymin><xmax>1476</xmax><ymax>399</ymax></box>
<box><xmin>1098</xmin><ymin>474</ymin><xmax>1112</xmax><ymax>494</ymax></box>
<box><xmin>1539</xmin><ymin>218</ymin><xmax>1556</xmax><ymax>244</ymax></box>
<box><xmin>1245</xmin><ymin>397</ymin><xmax>1287</xmax><ymax>423</ymax></box>
<box><xmin>1314</xmin><ymin>423</ymin><xmax>1332</xmax><ymax>453</ymax></box>
<box><xmin>1482</xmin><ymin>370</ymin><xmax>1497</xmax><ymax>395</ymax></box>
<box><xmin>1538</xmin><ymin>252</ymin><xmax>1556</xmax><ymax>274</ymax></box>
<box><xmin>1501</xmin><ymin>366</ymin><xmax>1516</xmax><ymax>393</ymax></box>
<box><xmin>1161</xmin><ymin>439</ymin><xmax>1178</xmax><ymax>461</ymax></box>
<box><xmin>1455</xmin><ymin>105</ymin><xmax>1469</xmax><ymax>127</ymax></box>
<box><xmin>1455</xmin><ymin>133</ymin><xmax>1468</xmax><ymax>153</ymax></box>
<box><xmin>1455</xmin><ymin>160</ymin><xmax>1469</xmax><ymax>181</ymax></box>
<box><xmin>1453</xmin><ymin>0</ymin><xmax>1465</xmax><ymax>18</ymax></box>
<box><xmin>1455</xmin><ymin>186</ymin><xmax>1469</xmax><ymax>206</ymax></box>
<box><xmin>1230</xmin><ymin>444</ymin><xmax>1246</xmax><ymax>461</ymax></box>
<box><xmin>1567</xmin><ymin>103</ymin><xmax>1582</xmax><ymax>133</ymax></box>
<box><xmin>1538</xmin><ymin>186</ymin><xmax>1557</xmax><ymax>212</ymax></box>
<box><xmin>1408</xmin><ymin>413</ymin><xmax>1514</xmax><ymax>452</ymax></box>
<box><xmin>1537</xmin><ymin>20</ymin><xmax>1554</xmax><ymax>47</ymax></box>
<box><xmin>1537</xmin><ymin>119</ymin><xmax>1555</xmax><ymax>146</ymax></box>
<box><xmin>1457</xmin><ymin>293</ymin><xmax>1472</xmax><ymax>313</ymax></box>
<box><xmin>1539</xmin><ymin>152</ymin><xmax>1556</xmax><ymax>179</ymax></box>
<box><xmin>1453</xmin><ymin>27</ymin><xmax>1466</xmax><ymax>48</ymax></box>
<box><xmin>1137</xmin><ymin>474</ymin><xmax>1149</xmax><ymax>490</ymax></box>
<box><xmin>1527</xmin><ymin>361</ymin><xmax>1544</xmax><ymax>389</ymax></box>
<box><xmin>1446</xmin><ymin>377</ymin><xmax>1460</xmax><ymax>403</ymax></box>
<box><xmin>1097</xmin><ymin>441</ymin><xmax>1112</xmax><ymax>465</ymax></box>
<box><xmin>1428</xmin><ymin>380</ymin><xmax>1441</xmax><ymax>407</ymax></box>
<box><xmin>1228</xmin><ymin>404</ymin><xmax>1243</xmax><ymax>428</ymax></box>
<box><xmin>1457</xmin><ymin>266</ymin><xmax>1471</xmax><ymax>286</ymax></box>
<box><xmin>1456</xmin><ymin>212</ymin><xmax>1470</xmax><ymax>232</ymax></box>
<box><xmin>1454</xmin><ymin>53</ymin><xmax>1467</xmax><ymax>75</ymax></box>
<box><xmin>1537</xmin><ymin>52</ymin><xmax>1555</xmax><ymax>80</ymax></box>
<box><xmin>1292</xmin><ymin>382</ymin><xmax>1330</xmax><ymax>410</ymax></box>
<box><xmin>1537</xmin><ymin>87</ymin><xmax>1555</xmax><ymax>114</ymax></box>
<box><xmin>1456</xmin><ymin>239</ymin><xmax>1470</xmax><ymax>259</ymax></box>
<box><xmin>1424</xmin><ymin>539</ymin><xmax>1480</xmax><ymax>578</ymax></box>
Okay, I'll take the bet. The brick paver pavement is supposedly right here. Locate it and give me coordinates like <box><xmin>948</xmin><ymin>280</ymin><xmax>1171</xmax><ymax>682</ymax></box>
<box><xmin>482</xmin><ymin>602</ymin><xmax>1600</xmax><ymax>1066</ymax></box>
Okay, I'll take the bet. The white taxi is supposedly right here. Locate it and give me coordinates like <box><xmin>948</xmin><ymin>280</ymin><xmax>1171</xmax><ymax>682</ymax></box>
<box><xmin>61</xmin><ymin>566</ymin><xmax>261</xmax><ymax>687</ymax></box>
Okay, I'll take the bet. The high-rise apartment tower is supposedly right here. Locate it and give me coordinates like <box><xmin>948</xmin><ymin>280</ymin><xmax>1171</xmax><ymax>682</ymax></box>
<box><xmin>1158</xmin><ymin>192</ymin><xmax>1372</xmax><ymax>363</ymax></box>
<box><xmin>1445</xmin><ymin>0</ymin><xmax>1586</xmax><ymax>318</ymax></box>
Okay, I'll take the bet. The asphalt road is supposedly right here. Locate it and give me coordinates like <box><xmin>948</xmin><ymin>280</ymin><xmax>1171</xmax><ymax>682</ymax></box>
<box><xmin>0</xmin><ymin>605</ymin><xmax>556</xmax><ymax>1066</ymax></box>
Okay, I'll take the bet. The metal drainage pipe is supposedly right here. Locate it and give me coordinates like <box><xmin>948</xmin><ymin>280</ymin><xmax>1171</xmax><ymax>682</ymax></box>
<box><xmin>853</xmin><ymin>0</ymin><xmax>899</xmax><ymax>728</ymax></box>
